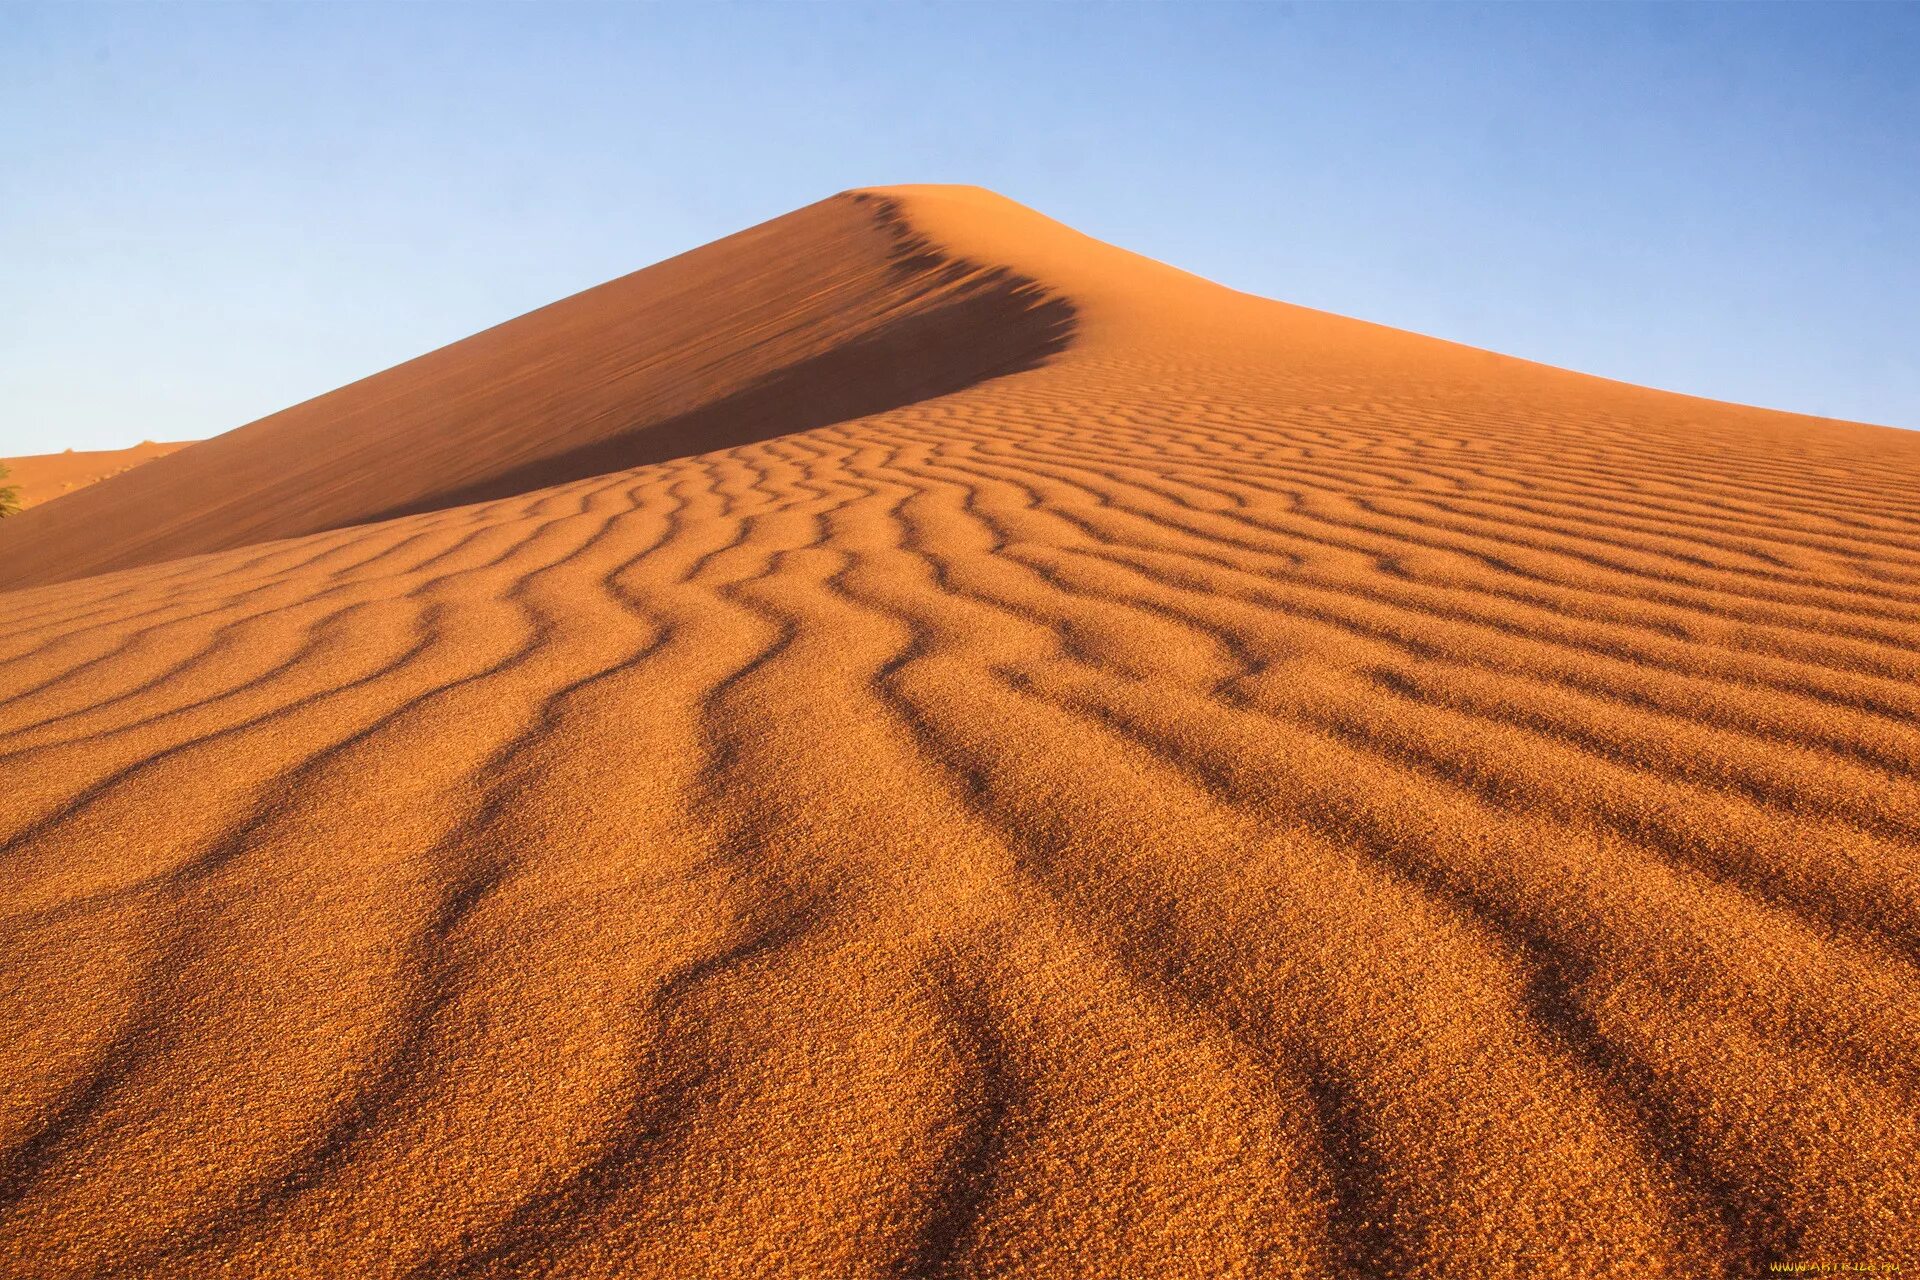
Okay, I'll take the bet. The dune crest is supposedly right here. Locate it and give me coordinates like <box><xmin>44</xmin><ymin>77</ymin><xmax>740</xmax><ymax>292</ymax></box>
<box><xmin>2</xmin><ymin>186</ymin><xmax>1918</xmax><ymax>1279</ymax></box>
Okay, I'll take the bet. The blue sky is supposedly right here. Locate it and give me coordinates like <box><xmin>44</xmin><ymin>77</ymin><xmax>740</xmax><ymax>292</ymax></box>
<box><xmin>3</xmin><ymin>1</ymin><xmax>1916</xmax><ymax>456</ymax></box>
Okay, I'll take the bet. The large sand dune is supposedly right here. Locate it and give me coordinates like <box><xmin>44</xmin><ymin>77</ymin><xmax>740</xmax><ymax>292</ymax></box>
<box><xmin>2</xmin><ymin>186</ymin><xmax>1917</xmax><ymax>1278</ymax></box>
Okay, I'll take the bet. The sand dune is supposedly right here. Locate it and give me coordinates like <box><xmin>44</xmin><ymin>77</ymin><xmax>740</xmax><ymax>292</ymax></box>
<box><xmin>0</xmin><ymin>441</ymin><xmax>192</xmax><ymax>512</ymax></box>
<box><xmin>1</xmin><ymin>185</ymin><xmax>1917</xmax><ymax>1278</ymax></box>
<box><xmin>0</xmin><ymin>195</ymin><xmax>1067</xmax><ymax>592</ymax></box>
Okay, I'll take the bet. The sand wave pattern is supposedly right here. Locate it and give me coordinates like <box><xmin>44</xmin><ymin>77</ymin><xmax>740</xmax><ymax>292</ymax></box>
<box><xmin>2</xmin><ymin>186</ymin><xmax>1918</xmax><ymax>1278</ymax></box>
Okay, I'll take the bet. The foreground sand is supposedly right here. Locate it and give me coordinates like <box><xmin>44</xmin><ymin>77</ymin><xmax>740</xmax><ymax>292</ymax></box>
<box><xmin>0</xmin><ymin>441</ymin><xmax>191</xmax><ymax>511</ymax></box>
<box><xmin>1</xmin><ymin>187</ymin><xmax>1917</xmax><ymax>1278</ymax></box>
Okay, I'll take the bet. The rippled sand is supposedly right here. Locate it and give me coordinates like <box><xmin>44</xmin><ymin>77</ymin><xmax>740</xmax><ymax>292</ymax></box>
<box><xmin>2</xmin><ymin>186</ymin><xmax>1917</xmax><ymax>1279</ymax></box>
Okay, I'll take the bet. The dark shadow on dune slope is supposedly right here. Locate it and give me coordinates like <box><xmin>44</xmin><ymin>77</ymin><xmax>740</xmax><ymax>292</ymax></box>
<box><xmin>359</xmin><ymin>278</ymin><xmax>1074</xmax><ymax>525</ymax></box>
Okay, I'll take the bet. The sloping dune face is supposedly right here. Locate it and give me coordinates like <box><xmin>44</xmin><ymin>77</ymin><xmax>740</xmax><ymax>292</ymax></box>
<box><xmin>2</xmin><ymin>187</ymin><xmax>1919</xmax><ymax>1279</ymax></box>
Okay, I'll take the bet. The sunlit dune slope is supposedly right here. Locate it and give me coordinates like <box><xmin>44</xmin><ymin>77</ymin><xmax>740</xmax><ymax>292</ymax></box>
<box><xmin>2</xmin><ymin>185</ymin><xmax>1919</xmax><ymax>1280</ymax></box>
<box><xmin>0</xmin><ymin>440</ymin><xmax>192</xmax><ymax>511</ymax></box>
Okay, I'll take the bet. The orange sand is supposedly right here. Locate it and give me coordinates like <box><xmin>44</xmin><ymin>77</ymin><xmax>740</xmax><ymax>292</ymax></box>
<box><xmin>0</xmin><ymin>440</ymin><xmax>191</xmax><ymax>511</ymax></box>
<box><xmin>0</xmin><ymin>187</ymin><xmax>1917</xmax><ymax>1278</ymax></box>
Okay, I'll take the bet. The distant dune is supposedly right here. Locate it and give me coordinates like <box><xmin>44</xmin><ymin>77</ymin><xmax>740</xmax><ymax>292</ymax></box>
<box><xmin>0</xmin><ymin>440</ymin><xmax>192</xmax><ymax>512</ymax></box>
<box><xmin>1</xmin><ymin>186</ymin><xmax>1916</xmax><ymax>1279</ymax></box>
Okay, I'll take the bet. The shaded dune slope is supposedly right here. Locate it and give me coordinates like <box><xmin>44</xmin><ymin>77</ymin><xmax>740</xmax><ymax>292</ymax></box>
<box><xmin>2</xmin><ymin>186</ymin><xmax>1919</xmax><ymax>1278</ymax></box>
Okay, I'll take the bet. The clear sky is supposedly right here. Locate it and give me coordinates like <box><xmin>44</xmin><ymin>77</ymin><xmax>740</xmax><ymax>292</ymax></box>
<box><xmin>4</xmin><ymin>1</ymin><xmax>1917</xmax><ymax>456</ymax></box>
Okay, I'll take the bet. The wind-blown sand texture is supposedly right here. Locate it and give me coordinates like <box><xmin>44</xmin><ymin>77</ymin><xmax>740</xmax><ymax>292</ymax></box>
<box><xmin>2</xmin><ymin>186</ymin><xmax>1918</xmax><ymax>1279</ymax></box>
<box><xmin>0</xmin><ymin>441</ymin><xmax>192</xmax><ymax>512</ymax></box>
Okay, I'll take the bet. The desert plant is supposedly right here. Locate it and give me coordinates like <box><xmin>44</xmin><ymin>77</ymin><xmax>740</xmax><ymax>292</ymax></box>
<box><xmin>0</xmin><ymin>462</ymin><xmax>18</xmax><ymax>518</ymax></box>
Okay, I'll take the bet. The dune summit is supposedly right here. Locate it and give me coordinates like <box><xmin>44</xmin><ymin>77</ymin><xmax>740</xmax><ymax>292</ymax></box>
<box><xmin>2</xmin><ymin>186</ymin><xmax>1918</xmax><ymax>1278</ymax></box>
